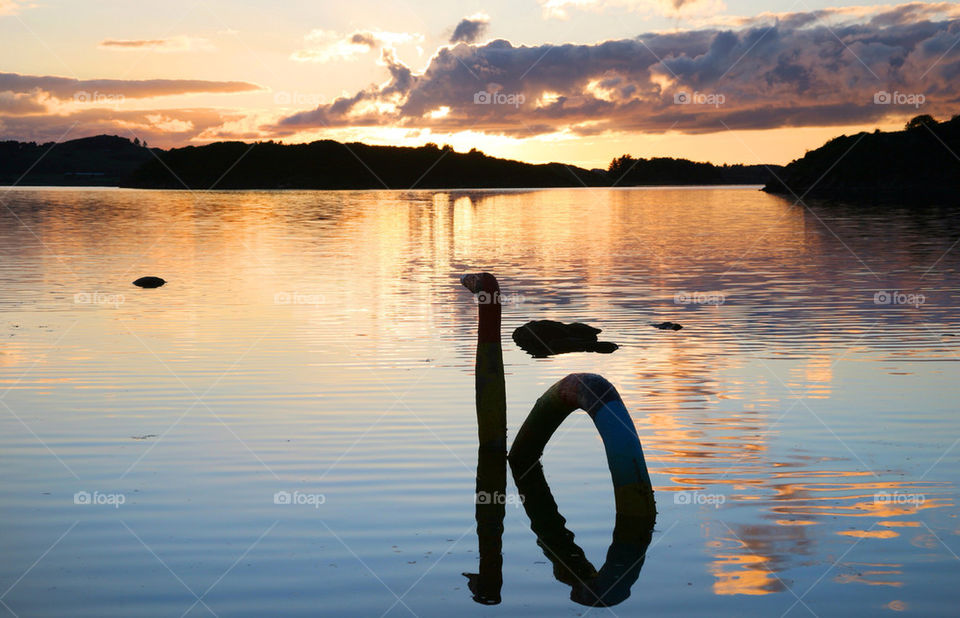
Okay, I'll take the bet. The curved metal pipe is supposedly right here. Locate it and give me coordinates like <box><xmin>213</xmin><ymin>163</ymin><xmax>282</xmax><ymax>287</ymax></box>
<box><xmin>509</xmin><ymin>373</ymin><xmax>656</xmax><ymax>518</ymax></box>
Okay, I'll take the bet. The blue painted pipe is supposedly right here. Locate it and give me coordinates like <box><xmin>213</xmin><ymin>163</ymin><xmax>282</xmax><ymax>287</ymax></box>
<box><xmin>509</xmin><ymin>373</ymin><xmax>656</xmax><ymax>517</ymax></box>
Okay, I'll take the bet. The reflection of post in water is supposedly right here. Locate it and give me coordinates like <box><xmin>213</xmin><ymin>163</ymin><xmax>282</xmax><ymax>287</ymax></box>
<box><xmin>463</xmin><ymin>446</ymin><xmax>506</xmax><ymax>604</ymax></box>
<box><xmin>509</xmin><ymin>373</ymin><xmax>656</xmax><ymax>607</ymax></box>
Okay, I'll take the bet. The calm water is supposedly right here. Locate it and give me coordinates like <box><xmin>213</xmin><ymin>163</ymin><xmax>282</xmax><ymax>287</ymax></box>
<box><xmin>1</xmin><ymin>187</ymin><xmax>958</xmax><ymax>617</ymax></box>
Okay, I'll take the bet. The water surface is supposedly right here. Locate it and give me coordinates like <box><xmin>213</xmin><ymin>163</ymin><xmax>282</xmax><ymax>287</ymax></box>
<box><xmin>1</xmin><ymin>187</ymin><xmax>958</xmax><ymax>616</ymax></box>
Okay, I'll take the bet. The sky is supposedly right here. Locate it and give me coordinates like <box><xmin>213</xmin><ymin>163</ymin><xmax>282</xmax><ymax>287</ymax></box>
<box><xmin>1</xmin><ymin>0</ymin><xmax>958</xmax><ymax>167</ymax></box>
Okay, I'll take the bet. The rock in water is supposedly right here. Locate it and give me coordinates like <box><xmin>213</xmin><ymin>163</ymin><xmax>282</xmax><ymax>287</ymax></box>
<box><xmin>133</xmin><ymin>276</ymin><xmax>166</xmax><ymax>288</ymax></box>
<box><xmin>651</xmin><ymin>322</ymin><xmax>682</xmax><ymax>331</ymax></box>
<box><xmin>513</xmin><ymin>320</ymin><xmax>618</xmax><ymax>357</ymax></box>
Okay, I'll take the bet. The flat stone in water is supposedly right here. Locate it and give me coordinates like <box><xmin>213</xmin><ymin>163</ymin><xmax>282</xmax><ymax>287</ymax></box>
<box><xmin>651</xmin><ymin>322</ymin><xmax>683</xmax><ymax>331</ymax></box>
<box><xmin>512</xmin><ymin>319</ymin><xmax>618</xmax><ymax>357</ymax></box>
<box><xmin>133</xmin><ymin>276</ymin><xmax>166</xmax><ymax>288</ymax></box>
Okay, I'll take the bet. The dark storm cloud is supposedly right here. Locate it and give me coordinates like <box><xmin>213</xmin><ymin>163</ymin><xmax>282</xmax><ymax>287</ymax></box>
<box><xmin>449</xmin><ymin>14</ymin><xmax>490</xmax><ymax>44</ymax></box>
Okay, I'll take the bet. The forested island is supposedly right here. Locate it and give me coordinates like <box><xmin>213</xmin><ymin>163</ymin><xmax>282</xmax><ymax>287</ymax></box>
<box><xmin>763</xmin><ymin>114</ymin><xmax>960</xmax><ymax>204</ymax></box>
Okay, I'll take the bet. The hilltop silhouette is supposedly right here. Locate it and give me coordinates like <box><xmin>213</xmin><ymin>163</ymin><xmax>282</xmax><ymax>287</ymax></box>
<box><xmin>0</xmin><ymin>135</ymin><xmax>152</xmax><ymax>186</ymax></box>
<box><xmin>764</xmin><ymin>114</ymin><xmax>960</xmax><ymax>204</ymax></box>
<box><xmin>0</xmin><ymin>135</ymin><xmax>778</xmax><ymax>189</ymax></box>
<box><xmin>6</xmin><ymin>122</ymin><xmax>957</xmax><ymax>197</ymax></box>
<box><xmin>608</xmin><ymin>155</ymin><xmax>780</xmax><ymax>185</ymax></box>
<box><xmin>123</xmin><ymin>140</ymin><xmax>609</xmax><ymax>189</ymax></box>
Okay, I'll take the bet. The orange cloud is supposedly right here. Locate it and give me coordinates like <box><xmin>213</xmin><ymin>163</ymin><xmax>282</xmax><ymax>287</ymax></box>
<box><xmin>0</xmin><ymin>72</ymin><xmax>262</xmax><ymax>101</ymax></box>
<box><xmin>98</xmin><ymin>36</ymin><xmax>216</xmax><ymax>53</ymax></box>
<box><xmin>0</xmin><ymin>107</ymin><xmax>245</xmax><ymax>147</ymax></box>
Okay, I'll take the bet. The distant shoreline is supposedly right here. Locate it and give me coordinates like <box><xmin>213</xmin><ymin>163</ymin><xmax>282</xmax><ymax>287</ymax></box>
<box><xmin>5</xmin><ymin>116</ymin><xmax>959</xmax><ymax>199</ymax></box>
<box><xmin>1</xmin><ymin>134</ymin><xmax>780</xmax><ymax>191</ymax></box>
<box><xmin>0</xmin><ymin>183</ymin><xmax>767</xmax><ymax>191</ymax></box>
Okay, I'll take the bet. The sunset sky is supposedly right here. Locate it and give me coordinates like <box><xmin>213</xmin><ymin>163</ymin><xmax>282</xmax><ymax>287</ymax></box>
<box><xmin>1</xmin><ymin>0</ymin><xmax>958</xmax><ymax>167</ymax></box>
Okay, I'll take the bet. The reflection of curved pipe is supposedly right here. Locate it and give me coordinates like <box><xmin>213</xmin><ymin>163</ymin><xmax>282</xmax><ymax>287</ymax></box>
<box><xmin>511</xmin><ymin>459</ymin><xmax>654</xmax><ymax>606</ymax></box>
<box><xmin>460</xmin><ymin>272</ymin><xmax>506</xmax><ymax>451</ymax></box>
<box><xmin>462</xmin><ymin>447</ymin><xmax>505</xmax><ymax>604</ymax></box>
<box><xmin>509</xmin><ymin>373</ymin><xmax>656</xmax><ymax>518</ymax></box>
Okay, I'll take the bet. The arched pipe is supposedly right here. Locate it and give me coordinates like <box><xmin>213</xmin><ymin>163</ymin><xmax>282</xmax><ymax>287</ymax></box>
<box><xmin>460</xmin><ymin>273</ymin><xmax>656</xmax><ymax>605</ymax></box>
<box><xmin>509</xmin><ymin>373</ymin><xmax>656</xmax><ymax>518</ymax></box>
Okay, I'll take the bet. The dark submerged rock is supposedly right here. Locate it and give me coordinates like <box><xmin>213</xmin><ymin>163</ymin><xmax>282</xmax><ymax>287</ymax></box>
<box><xmin>133</xmin><ymin>276</ymin><xmax>166</xmax><ymax>288</ymax></box>
<box><xmin>513</xmin><ymin>320</ymin><xmax>618</xmax><ymax>357</ymax></box>
<box><xmin>650</xmin><ymin>322</ymin><xmax>683</xmax><ymax>331</ymax></box>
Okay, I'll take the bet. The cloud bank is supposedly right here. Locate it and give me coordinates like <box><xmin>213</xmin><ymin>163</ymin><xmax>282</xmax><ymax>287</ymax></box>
<box><xmin>273</xmin><ymin>3</ymin><xmax>960</xmax><ymax>138</ymax></box>
<box><xmin>0</xmin><ymin>107</ymin><xmax>244</xmax><ymax>146</ymax></box>
<box><xmin>0</xmin><ymin>73</ymin><xmax>262</xmax><ymax>145</ymax></box>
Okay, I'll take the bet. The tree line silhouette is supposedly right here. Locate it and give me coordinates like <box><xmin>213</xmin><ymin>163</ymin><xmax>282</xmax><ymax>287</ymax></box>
<box><xmin>1</xmin><ymin>135</ymin><xmax>777</xmax><ymax>189</ymax></box>
<box><xmin>763</xmin><ymin>114</ymin><xmax>960</xmax><ymax>204</ymax></box>
<box><xmin>123</xmin><ymin>140</ymin><xmax>609</xmax><ymax>189</ymax></box>
<box><xmin>0</xmin><ymin>135</ymin><xmax>152</xmax><ymax>186</ymax></box>
<box><xmin>607</xmin><ymin>155</ymin><xmax>780</xmax><ymax>185</ymax></box>
<box><xmin>3</xmin><ymin>115</ymin><xmax>956</xmax><ymax>197</ymax></box>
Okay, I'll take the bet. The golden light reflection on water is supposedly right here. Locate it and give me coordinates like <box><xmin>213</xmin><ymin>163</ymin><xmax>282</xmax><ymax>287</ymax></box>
<box><xmin>711</xmin><ymin>551</ymin><xmax>784</xmax><ymax>596</ymax></box>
